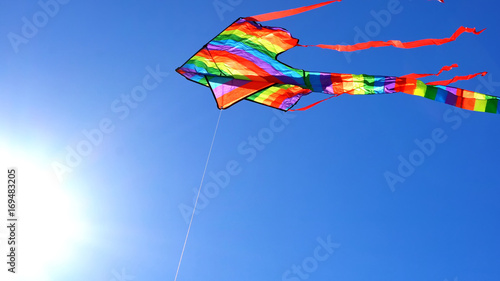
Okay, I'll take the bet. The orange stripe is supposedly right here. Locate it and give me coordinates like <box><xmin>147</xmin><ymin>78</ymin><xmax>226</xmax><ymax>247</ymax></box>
<box><xmin>461</xmin><ymin>89</ymin><xmax>476</xmax><ymax>99</ymax></box>
<box><xmin>340</xmin><ymin>74</ymin><xmax>354</xmax><ymax>94</ymax></box>
<box><xmin>462</xmin><ymin>98</ymin><xmax>476</xmax><ymax>111</ymax></box>
<box><xmin>270</xmin><ymin>91</ymin><xmax>288</xmax><ymax>108</ymax></box>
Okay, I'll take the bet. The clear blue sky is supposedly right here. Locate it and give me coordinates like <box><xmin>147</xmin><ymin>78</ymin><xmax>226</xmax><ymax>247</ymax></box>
<box><xmin>1</xmin><ymin>1</ymin><xmax>500</xmax><ymax>281</ymax></box>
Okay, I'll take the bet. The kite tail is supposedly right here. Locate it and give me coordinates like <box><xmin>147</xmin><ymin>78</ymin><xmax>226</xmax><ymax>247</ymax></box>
<box><xmin>298</xmin><ymin>26</ymin><xmax>485</xmax><ymax>52</ymax></box>
<box><xmin>400</xmin><ymin>64</ymin><xmax>488</xmax><ymax>86</ymax></box>
<box><xmin>245</xmin><ymin>0</ymin><xmax>341</xmax><ymax>22</ymax></box>
<box><xmin>303</xmin><ymin>72</ymin><xmax>500</xmax><ymax>113</ymax></box>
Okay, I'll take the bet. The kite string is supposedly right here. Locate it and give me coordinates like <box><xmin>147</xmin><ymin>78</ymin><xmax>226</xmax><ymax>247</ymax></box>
<box><xmin>173</xmin><ymin>109</ymin><xmax>223</xmax><ymax>281</ymax></box>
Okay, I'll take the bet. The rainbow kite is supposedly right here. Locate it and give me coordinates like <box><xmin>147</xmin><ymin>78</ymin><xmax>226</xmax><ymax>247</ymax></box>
<box><xmin>176</xmin><ymin>0</ymin><xmax>499</xmax><ymax>113</ymax></box>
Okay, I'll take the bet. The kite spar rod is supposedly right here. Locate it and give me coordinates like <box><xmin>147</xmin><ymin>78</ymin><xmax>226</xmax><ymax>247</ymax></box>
<box><xmin>173</xmin><ymin>109</ymin><xmax>223</xmax><ymax>281</ymax></box>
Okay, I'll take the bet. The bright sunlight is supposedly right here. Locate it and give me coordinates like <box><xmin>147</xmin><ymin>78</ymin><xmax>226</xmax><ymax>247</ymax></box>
<box><xmin>0</xmin><ymin>143</ymin><xmax>88</xmax><ymax>281</ymax></box>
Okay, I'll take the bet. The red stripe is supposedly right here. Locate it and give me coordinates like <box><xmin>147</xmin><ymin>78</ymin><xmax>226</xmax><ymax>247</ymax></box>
<box><xmin>394</xmin><ymin>78</ymin><xmax>416</xmax><ymax>94</ymax></box>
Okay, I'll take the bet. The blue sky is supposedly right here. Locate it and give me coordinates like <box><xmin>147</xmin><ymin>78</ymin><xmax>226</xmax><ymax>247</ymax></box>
<box><xmin>1</xmin><ymin>0</ymin><xmax>500</xmax><ymax>281</ymax></box>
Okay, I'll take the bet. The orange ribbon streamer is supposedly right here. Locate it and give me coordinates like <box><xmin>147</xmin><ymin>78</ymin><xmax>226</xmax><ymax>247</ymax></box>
<box><xmin>245</xmin><ymin>0</ymin><xmax>341</xmax><ymax>22</ymax></box>
<box><xmin>299</xmin><ymin>27</ymin><xmax>485</xmax><ymax>52</ymax></box>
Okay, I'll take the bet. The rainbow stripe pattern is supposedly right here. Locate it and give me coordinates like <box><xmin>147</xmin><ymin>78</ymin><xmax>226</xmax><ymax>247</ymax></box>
<box><xmin>177</xmin><ymin>18</ymin><xmax>499</xmax><ymax>113</ymax></box>
<box><xmin>305</xmin><ymin>73</ymin><xmax>500</xmax><ymax>113</ymax></box>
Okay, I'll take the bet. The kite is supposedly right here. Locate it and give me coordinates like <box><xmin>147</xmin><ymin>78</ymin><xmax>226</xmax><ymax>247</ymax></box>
<box><xmin>176</xmin><ymin>0</ymin><xmax>499</xmax><ymax>113</ymax></box>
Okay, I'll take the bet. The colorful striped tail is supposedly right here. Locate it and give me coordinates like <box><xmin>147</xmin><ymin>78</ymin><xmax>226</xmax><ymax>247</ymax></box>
<box><xmin>302</xmin><ymin>72</ymin><xmax>499</xmax><ymax>113</ymax></box>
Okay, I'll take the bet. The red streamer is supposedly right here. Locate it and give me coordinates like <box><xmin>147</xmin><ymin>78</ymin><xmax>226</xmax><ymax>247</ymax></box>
<box><xmin>426</xmin><ymin>72</ymin><xmax>487</xmax><ymax>86</ymax></box>
<box><xmin>401</xmin><ymin>64</ymin><xmax>458</xmax><ymax>79</ymax></box>
<box><xmin>245</xmin><ymin>0</ymin><xmax>341</xmax><ymax>22</ymax></box>
<box><xmin>299</xmin><ymin>27</ymin><xmax>485</xmax><ymax>52</ymax></box>
<box><xmin>290</xmin><ymin>95</ymin><xmax>336</xmax><ymax>111</ymax></box>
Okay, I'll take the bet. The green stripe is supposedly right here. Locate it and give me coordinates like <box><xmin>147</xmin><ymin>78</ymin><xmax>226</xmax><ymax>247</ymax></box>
<box><xmin>198</xmin><ymin>76</ymin><xmax>209</xmax><ymax>86</ymax></box>
<box><xmin>186</xmin><ymin>59</ymin><xmax>227</xmax><ymax>76</ymax></box>
<box><xmin>424</xmin><ymin>86</ymin><xmax>438</xmax><ymax>101</ymax></box>
<box><xmin>485</xmin><ymin>99</ymin><xmax>499</xmax><ymax>113</ymax></box>
<box><xmin>304</xmin><ymin>71</ymin><xmax>313</xmax><ymax>90</ymax></box>
<box><xmin>363</xmin><ymin>75</ymin><xmax>375</xmax><ymax>94</ymax></box>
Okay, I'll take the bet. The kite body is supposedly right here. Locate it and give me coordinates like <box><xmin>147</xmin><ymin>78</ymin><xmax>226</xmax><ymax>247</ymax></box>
<box><xmin>177</xmin><ymin>2</ymin><xmax>499</xmax><ymax>114</ymax></box>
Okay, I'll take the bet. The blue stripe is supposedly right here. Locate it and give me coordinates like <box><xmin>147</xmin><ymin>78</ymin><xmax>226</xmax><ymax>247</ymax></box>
<box><xmin>308</xmin><ymin>72</ymin><xmax>324</xmax><ymax>92</ymax></box>
<box><xmin>373</xmin><ymin>76</ymin><xmax>387</xmax><ymax>94</ymax></box>
<box><xmin>434</xmin><ymin>87</ymin><xmax>449</xmax><ymax>103</ymax></box>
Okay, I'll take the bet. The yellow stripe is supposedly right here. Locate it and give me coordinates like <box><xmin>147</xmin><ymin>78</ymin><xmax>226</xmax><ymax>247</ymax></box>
<box><xmin>412</xmin><ymin>80</ymin><xmax>426</xmax><ymax>97</ymax></box>
<box><xmin>352</xmin><ymin>74</ymin><xmax>366</xmax><ymax>95</ymax></box>
<box><xmin>474</xmin><ymin>99</ymin><xmax>487</xmax><ymax>112</ymax></box>
<box><xmin>220</xmin><ymin>29</ymin><xmax>286</xmax><ymax>55</ymax></box>
<box><xmin>474</xmin><ymin>92</ymin><xmax>487</xmax><ymax>100</ymax></box>
<box><xmin>252</xmin><ymin>88</ymin><xmax>276</xmax><ymax>103</ymax></box>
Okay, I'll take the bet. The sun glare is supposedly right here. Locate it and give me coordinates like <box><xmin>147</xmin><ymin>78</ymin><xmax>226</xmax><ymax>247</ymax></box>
<box><xmin>0</xmin><ymin>144</ymin><xmax>88</xmax><ymax>281</ymax></box>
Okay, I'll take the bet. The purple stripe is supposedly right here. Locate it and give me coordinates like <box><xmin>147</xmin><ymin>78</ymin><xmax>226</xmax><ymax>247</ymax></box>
<box><xmin>280</xmin><ymin>94</ymin><xmax>303</xmax><ymax>110</ymax></box>
<box><xmin>178</xmin><ymin>68</ymin><xmax>198</xmax><ymax>79</ymax></box>
<box><xmin>444</xmin><ymin>87</ymin><xmax>458</xmax><ymax>105</ymax></box>
<box><xmin>445</xmin><ymin>94</ymin><xmax>458</xmax><ymax>106</ymax></box>
<box><xmin>384</xmin><ymin>77</ymin><xmax>396</xmax><ymax>93</ymax></box>
<box><xmin>446</xmin><ymin>86</ymin><xmax>458</xmax><ymax>96</ymax></box>
<box><xmin>320</xmin><ymin>74</ymin><xmax>334</xmax><ymax>95</ymax></box>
